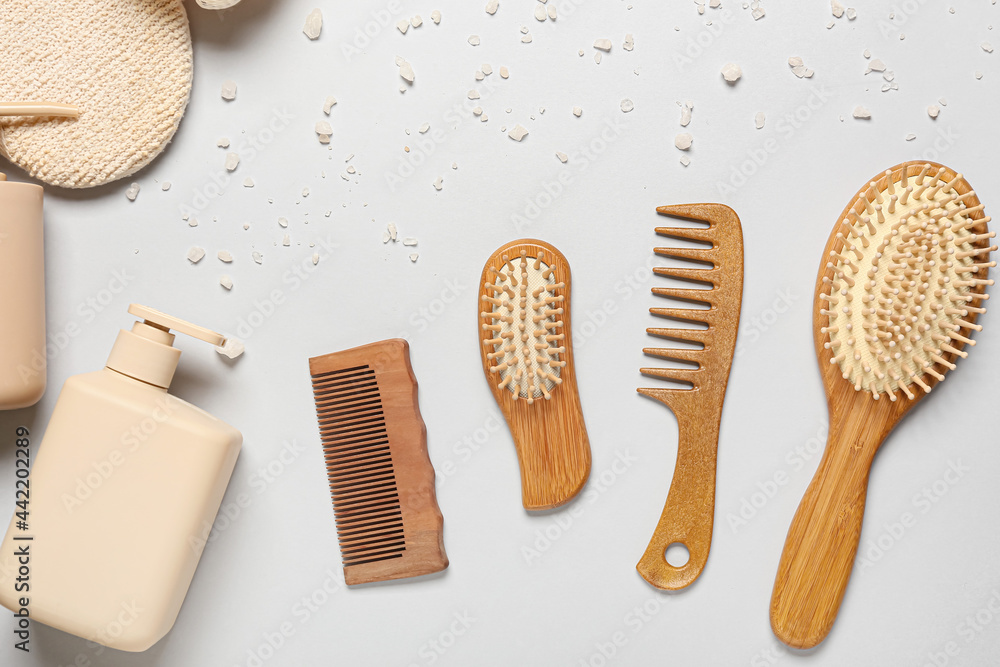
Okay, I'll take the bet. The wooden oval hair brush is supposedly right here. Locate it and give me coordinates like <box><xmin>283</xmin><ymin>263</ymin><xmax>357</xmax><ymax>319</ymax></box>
<box><xmin>478</xmin><ymin>239</ymin><xmax>591</xmax><ymax>510</ymax></box>
<box><xmin>770</xmin><ymin>161</ymin><xmax>995</xmax><ymax>649</ymax></box>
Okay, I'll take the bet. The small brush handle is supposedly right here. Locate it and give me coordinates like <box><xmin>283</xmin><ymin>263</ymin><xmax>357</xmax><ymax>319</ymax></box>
<box><xmin>636</xmin><ymin>401</ymin><xmax>720</xmax><ymax>590</ymax></box>
<box><xmin>770</xmin><ymin>407</ymin><xmax>884</xmax><ymax>649</ymax></box>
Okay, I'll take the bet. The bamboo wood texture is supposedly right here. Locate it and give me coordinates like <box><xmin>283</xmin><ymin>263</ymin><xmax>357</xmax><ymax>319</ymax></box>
<box><xmin>309</xmin><ymin>339</ymin><xmax>448</xmax><ymax>585</ymax></box>
<box><xmin>636</xmin><ymin>203</ymin><xmax>744</xmax><ymax>590</ymax></box>
<box><xmin>478</xmin><ymin>239</ymin><xmax>591</xmax><ymax>510</ymax></box>
<box><xmin>770</xmin><ymin>162</ymin><xmax>992</xmax><ymax>649</ymax></box>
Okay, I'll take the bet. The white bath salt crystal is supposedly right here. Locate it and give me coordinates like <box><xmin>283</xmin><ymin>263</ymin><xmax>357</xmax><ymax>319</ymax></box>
<box><xmin>827</xmin><ymin>21</ymin><xmax>835</xmax><ymax>29</ymax></box>
<box><xmin>382</xmin><ymin>231</ymin><xmax>391</xmax><ymax>243</ymax></box>
<box><xmin>475</xmin><ymin>70</ymin><xmax>485</xmax><ymax>81</ymax></box>
<box><xmin>433</xmin><ymin>177</ymin><xmax>443</xmax><ymax>190</ymax></box>
<box><xmin>481</xmin><ymin>114</ymin><xmax>489</xmax><ymax>122</ymax></box>
<box><xmin>755</xmin><ymin>111</ymin><xmax>765</xmax><ymax>129</ymax></box>
<box><xmin>949</xmin><ymin>6</ymin><xmax>955</xmax><ymax>13</ymax></box>
<box><xmin>866</xmin><ymin>59</ymin><xmax>886</xmax><ymax>73</ymax></box>
<box><xmin>189</xmin><ymin>218</ymin><xmax>199</xmax><ymax>227</ymax></box>
<box><xmin>341</xmin><ymin>172</ymin><xmax>350</xmax><ymax>181</ymax></box>
<box><xmin>508</xmin><ymin>124</ymin><xmax>528</xmax><ymax>141</ymax></box>
<box><xmin>547</xmin><ymin>5</ymin><xmax>557</xmax><ymax>19</ymax></box>
<box><xmin>573</xmin><ymin>106</ymin><xmax>583</xmax><ymax>117</ymax></box>
<box><xmin>623</xmin><ymin>34</ymin><xmax>634</xmax><ymax>50</ymax></box>
<box><xmin>161</xmin><ymin>181</ymin><xmax>171</xmax><ymax>191</ymax></box>
<box><xmin>620</xmin><ymin>98</ymin><xmax>634</xmax><ymax>113</ymax></box>
<box><xmin>831</xmin><ymin>0</ymin><xmax>844</xmax><ymax>17</ymax></box>
<box><xmin>594</xmin><ymin>38</ymin><xmax>612</xmax><ymax>51</ymax></box>
<box><xmin>303</xmin><ymin>9</ymin><xmax>322</xmax><ymax>39</ymax></box>
<box><xmin>852</xmin><ymin>106</ymin><xmax>871</xmax><ymax>119</ymax></box>
<box><xmin>482</xmin><ymin>63</ymin><xmax>493</xmax><ymax>75</ymax></box>
<box><xmin>187</xmin><ymin>247</ymin><xmax>205</xmax><ymax>264</ymax></box>
<box><xmin>469</xmin><ymin>35</ymin><xmax>481</xmax><ymax>45</ymax></box>
<box><xmin>983</xmin><ymin>42</ymin><xmax>994</xmax><ymax>53</ymax></box>
<box><xmin>752</xmin><ymin>6</ymin><xmax>764</xmax><ymax>19</ymax></box>
<box><xmin>674</xmin><ymin>133</ymin><xmax>693</xmax><ymax>150</ymax></box>
<box><xmin>397</xmin><ymin>58</ymin><xmax>415</xmax><ymax>83</ymax></box>
<box><xmin>409</xmin><ymin>253</ymin><xmax>419</xmax><ymax>262</ymax></box>
<box><xmin>217</xmin><ymin>137</ymin><xmax>230</xmax><ymax>149</ymax></box>
<box><xmin>473</xmin><ymin>106</ymin><xmax>483</xmax><ymax>116</ymax></box>
<box><xmin>534</xmin><ymin>4</ymin><xmax>547</xmax><ymax>21</ymax></box>
<box><xmin>218</xmin><ymin>250</ymin><xmax>234</xmax><ymax>263</ymax></box>
<box><xmin>278</xmin><ymin>217</ymin><xmax>289</xmax><ymax>228</ymax></box>
<box><xmin>927</xmin><ymin>105</ymin><xmax>940</xmax><ymax>118</ymax></box>
<box><xmin>323</xmin><ymin>96</ymin><xmax>337</xmax><ymax>114</ymax></box>
<box><xmin>578</xmin><ymin>49</ymin><xmax>585</xmax><ymax>56</ymax></box>
<box><xmin>485</xmin><ymin>0</ymin><xmax>498</xmax><ymax>14</ymax></box>
<box><xmin>418</xmin><ymin>123</ymin><xmax>430</xmax><ymax>134</ymax></box>
<box><xmin>225</xmin><ymin>152</ymin><xmax>240</xmax><ymax>171</ymax></box>
<box><xmin>680</xmin><ymin>155</ymin><xmax>691</xmax><ymax>166</ymax></box>
<box><xmin>308</xmin><ymin>252</ymin><xmax>318</xmax><ymax>266</ymax></box>
<box><xmin>282</xmin><ymin>235</ymin><xmax>291</xmax><ymax>247</ymax></box>
<box><xmin>411</xmin><ymin>15</ymin><xmax>423</xmax><ymax>28</ymax></box>
<box><xmin>899</xmin><ymin>33</ymin><xmax>905</xmax><ymax>40</ymax></box>
<box><xmin>346</xmin><ymin>165</ymin><xmax>356</xmax><ymax>174</ymax></box>
<box><xmin>539</xmin><ymin>107</ymin><xmax>546</xmax><ymax>114</ymax></box>
<box><xmin>594</xmin><ymin>52</ymin><xmax>601</xmax><ymax>64</ymax></box>
<box><xmin>905</xmin><ymin>134</ymin><xmax>916</xmax><ymax>141</ymax></box>
<box><xmin>522</xmin><ymin>34</ymin><xmax>533</xmax><ymax>43</ymax></box>
<box><xmin>388</xmin><ymin>222</ymin><xmax>398</xmax><ymax>240</ymax></box>
<box><xmin>252</xmin><ymin>251</ymin><xmax>263</xmax><ymax>264</ymax></box>
<box><xmin>215</xmin><ymin>337</ymin><xmax>245</xmax><ymax>359</ymax></box>
<box><xmin>709</xmin><ymin>0</ymin><xmax>720</xmax><ymax>7</ymax></box>
<box><xmin>520</xmin><ymin>25</ymin><xmax>529</xmax><ymax>34</ymax></box>
<box><xmin>452</xmin><ymin>162</ymin><xmax>458</xmax><ymax>169</ymax></box>
<box><xmin>403</xmin><ymin>238</ymin><xmax>418</xmax><ymax>246</ymax></box>
<box><xmin>881</xmin><ymin>83</ymin><xmax>891</xmax><ymax>92</ymax></box>
<box><xmin>976</xmin><ymin>70</ymin><xmax>984</xmax><ymax>79</ymax></box>
<box><xmin>882</xmin><ymin>70</ymin><xmax>894</xmax><ymax>82</ymax></box>
<box><xmin>556</xmin><ymin>151</ymin><xmax>568</xmax><ymax>163</ymax></box>
<box><xmin>468</xmin><ymin>90</ymin><xmax>481</xmax><ymax>99</ymax></box>
<box><xmin>500</xmin><ymin>66</ymin><xmax>509</xmax><ymax>78</ymax></box>
<box><xmin>397</xmin><ymin>19</ymin><xmax>409</xmax><ymax>34</ymax></box>
<box><xmin>315</xmin><ymin>121</ymin><xmax>333</xmax><ymax>136</ymax></box>
<box><xmin>243</xmin><ymin>178</ymin><xmax>254</xmax><ymax>188</ymax></box>
<box><xmin>788</xmin><ymin>56</ymin><xmax>813</xmax><ymax>78</ymax></box>
<box><xmin>863</xmin><ymin>49</ymin><xmax>871</xmax><ymax>59</ymax></box>
<box><xmin>431</xmin><ymin>9</ymin><xmax>441</xmax><ymax>23</ymax></box>
<box><xmin>220</xmin><ymin>275</ymin><xmax>233</xmax><ymax>290</ymax></box>
<box><xmin>302</xmin><ymin>187</ymin><xmax>310</xmax><ymax>197</ymax></box>
<box><xmin>318</xmin><ymin>134</ymin><xmax>331</xmax><ymax>145</ymax></box>
<box><xmin>126</xmin><ymin>183</ymin><xmax>140</xmax><ymax>201</ymax></box>
<box><xmin>680</xmin><ymin>106</ymin><xmax>692</xmax><ymax>127</ymax></box>
<box><xmin>721</xmin><ymin>62</ymin><xmax>742</xmax><ymax>83</ymax></box>
<box><xmin>846</xmin><ymin>7</ymin><xmax>855</xmax><ymax>19</ymax></box>
<box><xmin>221</xmin><ymin>80</ymin><xmax>237</xmax><ymax>100</ymax></box>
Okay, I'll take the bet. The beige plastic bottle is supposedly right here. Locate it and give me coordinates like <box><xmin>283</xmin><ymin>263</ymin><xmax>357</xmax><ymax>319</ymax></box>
<box><xmin>0</xmin><ymin>172</ymin><xmax>46</xmax><ymax>409</ymax></box>
<box><xmin>0</xmin><ymin>304</ymin><xmax>242</xmax><ymax>652</ymax></box>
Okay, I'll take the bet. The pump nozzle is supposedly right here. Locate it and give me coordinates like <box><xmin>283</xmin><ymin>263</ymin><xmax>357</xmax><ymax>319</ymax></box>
<box><xmin>106</xmin><ymin>305</ymin><xmax>227</xmax><ymax>389</ymax></box>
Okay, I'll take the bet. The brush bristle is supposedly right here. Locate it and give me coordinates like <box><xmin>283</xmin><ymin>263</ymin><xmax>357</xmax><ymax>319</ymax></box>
<box><xmin>821</xmin><ymin>165</ymin><xmax>996</xmax><ymax>401</ymax></box>
<box><xmin>481</xmin><ymin>249</ymin><xmax>566</xmax><ymax>404</ymax></box>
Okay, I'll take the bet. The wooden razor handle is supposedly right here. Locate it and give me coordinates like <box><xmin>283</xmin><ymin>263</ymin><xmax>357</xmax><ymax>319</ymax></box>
<box><xmin>636</xmin><ymin>395</ymin><xmax>721</xmax><ymax>590</ymax></box>
<box><xmin>770</xmin><ymin>404</ymin><xmax>885</xmax><ymax>648</ymax></box>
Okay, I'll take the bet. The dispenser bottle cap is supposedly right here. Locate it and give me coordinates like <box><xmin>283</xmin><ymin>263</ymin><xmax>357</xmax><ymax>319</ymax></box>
<box><xmin>106</xmin><ymin>304</ymin><xmax>227</xmax><ymax>389</ymax></box>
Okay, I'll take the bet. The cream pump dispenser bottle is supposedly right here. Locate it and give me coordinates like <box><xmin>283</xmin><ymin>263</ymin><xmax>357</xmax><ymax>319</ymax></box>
<box><xmin>0</xmin><ymin>172</ymin><xmax>46</xmax><ymax>409</ymax></box>
<box><xmin>0</xmin><ymin>304</ymin><xmax>243</xmax><ymax>652</ymax></box>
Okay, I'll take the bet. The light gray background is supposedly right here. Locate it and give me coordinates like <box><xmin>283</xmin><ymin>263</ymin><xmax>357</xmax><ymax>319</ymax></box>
<box><xmin>1</xmin><ymin>1</ymin><xmax>999</xmax><ymax>665</ymax></box>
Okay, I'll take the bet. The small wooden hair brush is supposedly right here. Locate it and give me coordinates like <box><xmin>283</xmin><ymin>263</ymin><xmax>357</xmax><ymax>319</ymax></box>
<box><xmin>770</xmin><ymin>161</ymin><xmax>994</xmax><ymax>648</ymax></box>
<box><xmin>478</xmin><ymin>239</ymin><xmax>591</xmax><ymax>510</ymax></box>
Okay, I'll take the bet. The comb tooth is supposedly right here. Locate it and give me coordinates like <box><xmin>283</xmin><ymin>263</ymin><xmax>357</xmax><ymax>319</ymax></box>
<box><xmin>639</xmin><ymin>365</ymin><xmax>700</xmax><ymax>384</ymax></box>
<box><xmin>654</xmin><ymin>226</ymin><xmax>716</xmax><ymax>244</ymax></box>
<box><xmin>649</xmin><ymin>306</ymin><xmax>711</xmax><ymax>325</ymax></box>
<box><xmin>642</xmin><ymin>347</ymin><xmax>702</xmax><ymax>364</ymax></box>
<box><xmin>654</xmin><ymin>245</ymin><xmax>716</xmax><ymax>262</ymax></box>
<box><xmin>646</xmin><ymin>327</ymin><xmax>709</xmax><ymax>345</ymax></box>
<box><xmin>653</xmin><ymin>265</ymin><xmax>717</xmax><ymax>285</ymax></box>
<box><xmin>651</xmin><ymin>286</ymin><xmax>714</xmax><ymax>304</ymax></box>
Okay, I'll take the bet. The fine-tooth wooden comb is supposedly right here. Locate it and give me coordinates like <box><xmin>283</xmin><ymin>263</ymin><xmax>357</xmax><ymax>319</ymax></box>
<box><xmin>636</xmin><ymin>204</ymin><xmax>744</xmax><ymax>591</ymax></box>
<box><xmin>478</xmin><ymin>239</ymin><xmax>591</xmax><ymax>510</ymax></box>
<box><xmin>771</xmin><ymin>162</ymin><xmax>994</xmax><ymax>648</ymax></box>
<box><xmin>309</xmin><ymin>339</ymin><xmax>448</xmax><ymax>585</ymax></box>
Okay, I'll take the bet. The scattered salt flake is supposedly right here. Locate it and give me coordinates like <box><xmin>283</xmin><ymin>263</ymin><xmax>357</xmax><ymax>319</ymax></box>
<box><xmin>126</xmin><ymin>183</ymin><xmax>140</xmax><ymax>201</ymax></box>
<box><xmin>243</xmin><ymin>178</ymin><xmax>255</xmax><ymax>188</ymax></box>
<box><xmin>863</xmin><ymin>49</ymin><xmax>871</xmax><ymax>59</ymax></box>
<box><xmin>215</xmin><ymin>337</ymin><xmax>244</xmax><ymax>359</ymax></box>
<box><xmin>468</xmin><ymin>90</ymin><xmax>481</xmax><ymax>99</ymax></box>
<box><xmin>225</xmin><ymin>152</ymin><xmax>240</xmax><ymax>171</ymax></box>
<box><xmin>452</xmin><ymin>162</ymin><xmax>458</xmax><ymax>169</ymax></box>
<box><xmin>927</xmin><ymin>105</ymin><xmax>940</xmax><ymax>119</ymax></box>
<box><xmin>218</xmin><ymin>250</ymin><xmax>233</xmax><ymax>263</ymax></box>
<box><xmin>397</xmin><ymin>19</ymin><xmax>409</xmax><ymax>34</ymax></box>
<box><xmin>788</xmin><ymin>56</ymin><xmax>813</xmax><ymax>78</ymax></box>
<box><xmin>755</xmin><ymin>111</ymin><xmax>765</xmax><ymax>129</ymax></box>
<box><xmin>469</xmin><ymin>35</ymin><xmax>481</xmax><ymax>46</ymax></box>
<box><xmin>389</xmin><ymin>223</ymin><xmax>398</xmax><ymax>241</ymax></box>
<box><xmin>315</xmin><ymin>121</ymin><xmax>332</xmax><ymax>135</ymax></box>
<box><xmin>620</xmin><ymin>98</ymin><xmax>634</xmax><ymax>113</ymax></box>
<box><xmin>534</xmin><ymin>4</ymin><xmax>547</xmax><ymax>21</ymax></box>
<box><xmin>302</xmin><ymin>187</ymin><xmax>310</xmax><ymax>197</ymax></box>
<box><xmin>323</xmin><ymin>96</ymin><xmax>337</xmax><ymax>114</ymax></box>
<box><xmin>556</xmin><ymin>151</ymin><xmax>568</xmax><ymax>163</ymax></box>
<box><xmin>520</xmin><ymin>26</ymin><xmax>529</xmax><ymax>34</ymax></box>
<box><xmin>674</xmin><ymin>133</ymin><xmax>693</xmax><ymax>150</ymax></box>
<box><xmin>397</xmin><ymin>57</ymin><xmax>415</xmax><ymax>83</ymax></box>
<box><xmin>983</xmin><ymin>42</ymin><xmax>994</xmax><ymax>53</ymax></box>
<box><xmin>252</xmin><ymin>251</ymin><xmax>263</xmax><ymax>264</ymax></box>
<box><xmin>976</xmin><ymin>71</ymin><xmax>984</xmax><ymax>79</ymax></box>
<box><xmin>303</xmin><ymin>9</ymin><xmax>322</xmax><ymax>40</ymax></box>
<box><xmin>221</xmin><ymin>80</ymin><xmax>237</xmax><ymax>101</ymax></box>
<box><xmin>547</xmin><ymin>5</ymin><xmax>557</xmax><ymax>19</ymax></box>
<box><xmin>419</xmin><ymin>123</ymin><xmax>430</xmax><ymax>133</ymax></box>
<box><xmin>594</xmin><ymin>52</ymin><xmax>602</xmax><ymax>64</ymax></box>
<box><xmin>431</xmin><ymin>10</ymin><xmax>441</xmax><ymax>23</ymax></box>
<box><xmin>220</xmin><ymin>275</ymin><xmax>233</xmax><ymax>290</ymax></box>
<box><xmin>905</xmin><ymin>134</ymin><xmax>916</xmax><ymax>141</ymax></box>
<box><xmin>752</xmin><ymin>6</ymin><xmax>765</xmax><ymax>19</ymax></box>
<box><xmin>187</xmin><ymin>247</ymin><xmax>205</xmax><ymax>264</ymax></box>
<box><xmin>831</xmin><ymin>0</ymin><xmax>844</xmax><ymax>17</ymax></box>
<box><xmin>508</xmin><ymin>124</ymin><xmax>528</xmax><ymax>141</ymax></box>
<box><xmin>846</xmin><ymin>7</ymin><xmax>856</xmax><ymax>19</ymax></box>
<box><xmin>852</xmin><ymin>106</ymin><xmax>871</xmax><ymax>119</ymax></box>
<box><xmin>594</xmin><ymin>38</ymin><xmax>612</xmax><ymax>51</ymax></box>
<box><xmin>721</xmin><ymin>62</ymin><xmax>742</xmax><ymax>83</ymax></box>
<box><xmin>573</xmin><ymin>106</ymin><xmax>583</xmax><ymax>117</ymax></box>
<box><xmin>499</xmin><ymin>66</ymin><xmax>509</xmax><ymax>78</ymax></box>
<box><xmin>623</xmin><ymin>34</ymin><xmax>634</xmax><ymax>50</ymax></box>
<box><xmin>433</xmin><ymin>177</ymin><xmax>443</xmax><ymax>190</ymax></box>
<box><xmin>346</xmin><ymin>165</ymin><xmax>356</xmax><ymax>174</ymax></box>
<box><xmin>482</xmin><ymin>63</ymin><xmax>493</xmax><ymax>75</ymax></box>
<box><xmin>680</xmin><ymin>155</ymin><xmax>690</xmax><ymax>167</ymax></box>
<box><xmin>282</xmin><ymin>235</ymin><xmax>291</xmax><ymax>246</ymax></box>
<box><xmin>312</xmin><ymin>252</ymin><xmax>320</xmax><ymax>265</ymax></box>
<box><xmin>161</xmin><ymin>182</ymin><xmax>171</xmax><ymax>191</ymax></box>
<box><xmin>217</xmin><ymin>137</ymin><xmax>230</xmax><ymax>148</ymax></box>
<box><xmin>189</xmin><ymin>218</ymin><xmax>199</xmax><ymax>227</ymax></box>
<box><xmin>866</xmin><ymin>59</ymin><xmax>886</xmax><ymax>73</ymax></box>
<box><xmin>473</xmin><ymin>107</ymin><xmax>483</xmax><ymax>116</ymax></box>
<box><xmin>522</xmin><ymin>34</ymin><xmax>533</xmax><ymax>43</ymax></box>
<box><xmin>403</xmin><ymin>238</ymin><xmax>418</xmax><ymax>246</ymax></box>
<box><xmin>409</xmin><ymin>253</ymin><xmax>419</xmax><ymax>262</ymax></box>
<box><xmin>476</xmin><ymin>70</ymin><xmax>485</xmax><ymax>81</ymax></box>
<box><xmin>382</xmin><ymin>231</ymin><xmax>391</xmax><ymax>243</ymax></box>
<box><xmin>827</xmin><ymin>21</ymin><xmax>835</xmax><ymax>29</ymax></box>
<box><xmin>485</xmin><ymin>0</ymin><xmax>498</xmax><ymax>15</ymax></box>
<box><xmin>278</xmin><ymin>217</ymin><xmax>288</xmax><ymax>228</ymax></box>
<box><xmin>411</xmin><ymin>15</ymin><xmax>423</xmax><ymax>27</ymax></box>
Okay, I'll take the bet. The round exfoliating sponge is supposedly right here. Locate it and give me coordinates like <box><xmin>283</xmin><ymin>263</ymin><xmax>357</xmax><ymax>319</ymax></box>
<box><xmin>0</xmin><ymin>0</ymin><xmax>192</xmax><ymax>188</ymax></box>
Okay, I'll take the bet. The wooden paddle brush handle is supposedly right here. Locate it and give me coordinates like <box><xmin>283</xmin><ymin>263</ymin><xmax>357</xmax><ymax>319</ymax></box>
<box><xmin>636</xmin><ymin>408</ymin><xmax>719</xmax><ymax>590</ymax></box>
<box><xmin>770</xmin><ymin>424</ymin><xmax>880</xmax><ymax>649</ymax></box>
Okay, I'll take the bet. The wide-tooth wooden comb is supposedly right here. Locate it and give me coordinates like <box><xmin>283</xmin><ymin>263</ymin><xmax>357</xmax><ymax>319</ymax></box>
<box><xmin>478</xmin><ymin>239</ymin><xmax>591</xmax><ymax>510</ymax></box>
<box><xmin>636</xmin><ymin>203</ymin><xmax>744</xmax><ymax>590</ymax></box>
<box><xmin>309</xmin><ymin>339</ymin><xmax>448</xmax><ymax>585</ymax></box>
<box><xmin>771</xmin><ymin>162</ymin><xmax>994</xmax><ymax>648</ymax></box>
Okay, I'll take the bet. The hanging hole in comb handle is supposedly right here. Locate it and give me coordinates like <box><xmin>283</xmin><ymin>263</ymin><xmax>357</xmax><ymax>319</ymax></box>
<box><xmin>665</xmin><ymin>543</ymin><xmax>690</xmax><ymax>567</ymax></box>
